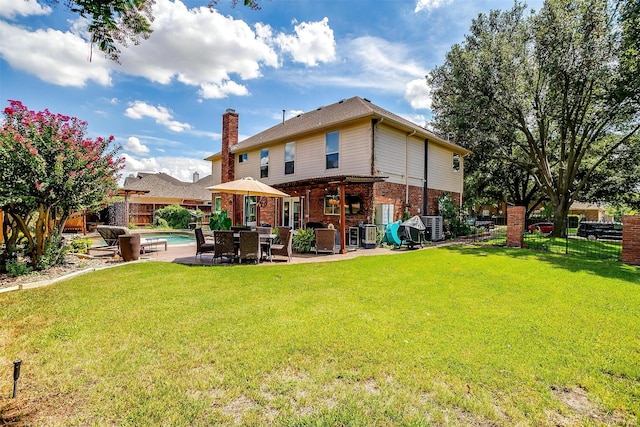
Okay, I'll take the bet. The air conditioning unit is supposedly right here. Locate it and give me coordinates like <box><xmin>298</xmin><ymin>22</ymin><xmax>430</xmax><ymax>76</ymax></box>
<box><xmin>422</xmin><ymin>216</ymin><xmax>444</xmax><ymax>241</ymax></box>
<box><xmin>362</xmin><ymin>224</ymin><xmax>377</xmax><ymax>249</ymax></box>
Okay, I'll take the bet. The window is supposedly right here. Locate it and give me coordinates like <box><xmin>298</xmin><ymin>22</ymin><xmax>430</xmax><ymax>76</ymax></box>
<box><xmin>214</xmin><ymin>196</ymin><xmax>222</xmax><ymax>212</ymax></box>
<box><xmin>345</xmin><ymin>194</ymin><xmax>361</xmax><ymax>214</ymax></box>
<box><xmin>324</xmin><ymin>196</ymin><xmax>341</xmax><ymax>215</ymax></box>
<box><xmin>260</xmin><ymin>149</ymin><xmax>269</xmax><ymax>178</ymax></box>
<box><xmin>244</xmin><ymin>196</ymin><xmax>257</xmax><ymax>225</ymax></box>
<box><xmin>238</xmin><ymin>153</ymin><xmax>248</xmax><ymax>163</ymax></box>
<box><xmin>325</xmin><ymin>131</ymin><xmax>339</xmax><ymax>169</ymax></box>
<box><xmin>452</xmin><ymin>153</ymin><xmax>460</xmax><ymax>173</ymax></box>
<box><xmin>284</xmin><ymin>142</ymin><xmax>295</xmax><ymax>175</ymax></box>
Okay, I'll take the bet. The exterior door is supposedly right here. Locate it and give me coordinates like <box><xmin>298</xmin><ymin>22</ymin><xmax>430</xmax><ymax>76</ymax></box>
<box><xmin>282</xmin><ymin>197</ymin><xmax>301</xmax><ymax>229</ymax></box>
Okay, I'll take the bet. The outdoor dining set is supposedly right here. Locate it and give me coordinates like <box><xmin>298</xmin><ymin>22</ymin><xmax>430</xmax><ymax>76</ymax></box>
<box><xmin>194</xmin><ymin>226</ymin><xmax>293</xmax><ymax>264</ymax></box>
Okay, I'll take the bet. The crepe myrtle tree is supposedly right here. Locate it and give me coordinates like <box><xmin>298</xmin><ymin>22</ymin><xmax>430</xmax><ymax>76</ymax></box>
<box><xmin>0</xmin><ymin>100</ymin><xmax>124</xmax><ymax>270</ymax></box>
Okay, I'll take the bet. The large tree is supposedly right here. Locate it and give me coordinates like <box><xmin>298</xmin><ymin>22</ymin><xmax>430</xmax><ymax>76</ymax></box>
<box><xmin>0</xmin><ymin>101</ymin><xmax>124</xmax><ymax>270</ymax></box>
<box><xmin>47</xmin><ymin>0</ymin><xmax>264</xmax><ymax>62</ymax></box>
<box><xmin>430</xmin><ymin>0</ymin><xmax>640</xmax><ymax>235</ymax></box>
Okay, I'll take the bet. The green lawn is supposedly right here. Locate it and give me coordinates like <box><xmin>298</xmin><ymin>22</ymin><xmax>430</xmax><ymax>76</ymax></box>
<box><xmin>1</xmin><ymin>246</ymin><xmax>639</xmax><ymax>426</ymax></box>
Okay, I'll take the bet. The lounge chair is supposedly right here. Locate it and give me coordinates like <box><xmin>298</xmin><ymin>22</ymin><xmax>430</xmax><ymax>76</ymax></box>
<box><xmin>314</xmin><ymin>228</ymin><xmax>337</xmax><ymax>254</ymax></box>
<box><xmin>270</xmin><ymin>228</ymin><xmax>292</xmax><ymax>262</ymax></box>
<box><xmin>194</xmin><ymin>228</ymin><xmax>215</xmax><ymax>260</ymax></box>
<box><xmin>238</xmin><ymin>231</ymin><xmax>260</xmax><ymax>264</ymax></box>
<box><xmin>214</xmin><ymin>230</ymin><xmax>236</xmax><ymax>263</ymax></box>
<box><xmin>93</xmin><ymin>225</ymin><xmax>168</xmax><ymax>254</ymax></box>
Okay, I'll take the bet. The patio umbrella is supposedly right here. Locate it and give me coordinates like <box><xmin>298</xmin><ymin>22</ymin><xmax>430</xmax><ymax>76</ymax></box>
<box><xmin>207</xmin><ymin>177</ymin><xmax>289</xmax><ymax>198</ymax></box>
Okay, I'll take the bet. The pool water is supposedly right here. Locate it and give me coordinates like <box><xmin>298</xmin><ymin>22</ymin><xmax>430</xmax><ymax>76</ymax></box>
<box><xmin>141</xmin><ymin>233</ymin><xmax>195</xmax><ymax>246</ymax></box>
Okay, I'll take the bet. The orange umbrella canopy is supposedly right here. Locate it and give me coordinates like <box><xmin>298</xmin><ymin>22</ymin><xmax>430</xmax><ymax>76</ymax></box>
<box><xmin>207</xmin><ymin>177</ymin><xmax>289</xmax><ymax>198</ymax></box>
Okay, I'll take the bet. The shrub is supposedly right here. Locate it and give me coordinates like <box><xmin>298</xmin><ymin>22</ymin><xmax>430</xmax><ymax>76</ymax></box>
<box><xmin>153</xmin><ymin>217</ymin><xmax>169</xmax><ymax>228</ymax></box>
<box><xmin>68</xmin><ymin>236</ymin><xmax>94</xmax><ymax>254</ymax></box>
<box><xmin>6</xmin><ymin>259</ymin><xmax>32</xmax><ymax>277</ymax></box>
<box><xmin>155</xmin><ymin>205</ymin><xmax>191</xmax><ymax>229</ymax></box>
<box><xmin>209</xmin><ymin>210</ymin><xmax>232</xmax><ymax>231</ymax></box>
<box><xmin>292</xmin><ymin>229</ymin><xmax>315</xmax><ymax>253</ymax></box>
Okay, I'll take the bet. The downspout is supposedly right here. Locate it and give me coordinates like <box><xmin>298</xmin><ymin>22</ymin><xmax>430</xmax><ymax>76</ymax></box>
<box><xmin>405</xmin><ymin>130</ymin><xmax>416</xmax><ymax>210</ymax></box>
<box><xmin>423</xmin><ymin>139</ymin><xmax>429</xmax><ymax>215</ymax></box>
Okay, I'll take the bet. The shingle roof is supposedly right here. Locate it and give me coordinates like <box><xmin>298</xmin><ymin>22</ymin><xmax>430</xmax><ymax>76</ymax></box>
<box><xmin>234</xmin><ymin>96</ymin><xmax>469</xmax><ymax>155</ymax></box>
<box><xmin>121</xmin><ymin>172</ymin><xmax>213</xmax><ymax>202</ymax></box>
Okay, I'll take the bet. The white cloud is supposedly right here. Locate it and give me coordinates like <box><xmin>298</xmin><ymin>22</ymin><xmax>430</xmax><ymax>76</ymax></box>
<box><xmin>125</xmin><ymin>101</ymin><xmax>191</xmax><ymax>132</ymax></box>
<box><xmin>405</xmin><ymin>78</ymin><xmax>432</xmax><ymax>110</ymax></box>
<box><xmin>125</xmin><ymin>136</ymin><xmax>150</xmax><ymax>155</ymax></box>
<box><xmin>0</xmin><ymin>21</ymin><xmax>112</xmax><ymax>87</ymax></box>
<box><xmin>0</xmin><ymin>0</ymin><xmax>51</xmax><ymax>19</ymax></box>
<box><xmin>414</xmin><ymin>0</ymin><xmax>453</xmax><ymax>13</ymax></box>
<box><xmin>122</xmin><ymin>153</ymin><xmax>210</xmax><ymax>183</ymax></box>
<box><xmin>118</xmin><ymin>0</ymin><xmax>279</xmax><ymax>99</ymax></box>
<box><xmin>275</xmin><ymin>17</ymin><xmax>336</xmax><ymax>66</ymax></box>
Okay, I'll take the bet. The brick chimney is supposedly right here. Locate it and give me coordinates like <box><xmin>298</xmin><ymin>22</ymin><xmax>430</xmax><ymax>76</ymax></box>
<box><xmin>221</xmin><ymin>108</ymin><xmax>238</xmax><ymax>183</ymax></box>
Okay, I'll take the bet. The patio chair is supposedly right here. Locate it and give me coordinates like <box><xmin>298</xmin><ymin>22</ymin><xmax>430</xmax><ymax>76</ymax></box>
<box><xmin>270</xmin><ymin>228</ymin><xmax>292</xmax><ymax>262</ymax></box>
<box><xmin>314</xmin><ymin>228</ymin><xmax>337</xmax><ymax>254</ymax></box>
<box><xmin>238</xmin><ymin>231</ymin><xmax>260</xmax><ymax>264</ymax></box>
<box><xmin>194</xmin><ymin>228</ymin><xmax>215</xmax><ymax>260</ymax></box>
<box><xmin>94</xmin><ymin>225</ymin><xmax>168</xmax><ymax>254</ymax></box>
<box><xmin>256</xmin><ymin>226</ymin><xmax>273</xmax><ymax>235</ymax></box>
<box><xmin>276</xmin><ymin>226</ymin><xmax>291</xmax><ymax>244</ymax></box>
<box><xmin>214</xmin><ymin>230</ymin><xmax>236</xmax><ymax>263</ymax></box>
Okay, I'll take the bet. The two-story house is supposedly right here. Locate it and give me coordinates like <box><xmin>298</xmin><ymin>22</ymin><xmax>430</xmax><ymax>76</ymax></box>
<box><xmin>205</xmin><ymin>96</ymin><xmax>469</xmax><ymax>240</ymax></box>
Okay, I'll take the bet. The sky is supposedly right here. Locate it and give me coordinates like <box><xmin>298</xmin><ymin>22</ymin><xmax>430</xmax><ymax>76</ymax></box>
<box><xmin>0</xmin><ymin>0</ymin><xmax>544</xmax><ymax>184</ymax></box>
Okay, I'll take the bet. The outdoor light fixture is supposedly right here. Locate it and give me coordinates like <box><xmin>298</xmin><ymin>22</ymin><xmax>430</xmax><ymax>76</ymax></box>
<box><xmin>12</xmin><ymin>359</ymin><xmax>21</xmax><ymax>398</ymax></box>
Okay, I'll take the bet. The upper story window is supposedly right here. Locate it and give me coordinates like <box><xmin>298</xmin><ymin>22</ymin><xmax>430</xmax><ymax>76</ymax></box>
<box><xmin>325</xmin><ymin>131</ymin><xmax>339</xmax><ymax>169</ymax></box>
<box><xmin>238</xmin><ymin>153</ymin><xmax>248</xmax><ymax>163</ymax></box>
<box><xmin>452</xmin><ymin>153</ymin><xmax>460</xmax><ymax>173</ymax></box>
<box><xmin>260</xmin><ymin>149</ymin><xmax>269</xmax><ymax>178</ymax></box>
<box><xmin>284</xmin><ymin>142</ymin><xmax>295</xmax><ymax>175</ymax></box>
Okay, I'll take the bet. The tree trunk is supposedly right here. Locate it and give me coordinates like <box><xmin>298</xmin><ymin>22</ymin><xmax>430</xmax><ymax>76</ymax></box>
<box><xmin>551</xmin><ymin>198</ymin><xmax>570</xmax><ymax>237</ymax></box>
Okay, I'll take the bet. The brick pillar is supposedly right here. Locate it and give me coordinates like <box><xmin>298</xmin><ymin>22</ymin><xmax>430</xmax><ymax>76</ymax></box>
<box><xmin>221</xmin><ymin>108</ymin><xmax>238</xmax><ymax>184</ymax></box>
<box><xmin>622</xmin><ymin>215</ymin><xmax>640</xmax><ymax>266</ymax></box>
<box><xmin>506</xmin><ymin>206</ymin><xmax>526</xmax><ymax>248</ymax></box>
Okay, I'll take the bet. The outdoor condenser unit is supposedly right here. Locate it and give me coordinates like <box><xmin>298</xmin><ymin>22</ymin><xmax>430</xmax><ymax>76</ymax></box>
<box><xmin>362</xmin><ymin>224</ymin><xmax>377</xmax><ymax>249</ymax></box>
<box><xmin>422</xmin><ymin>216</ymin><xmax>444</xmax><ymax>241</ymax></box>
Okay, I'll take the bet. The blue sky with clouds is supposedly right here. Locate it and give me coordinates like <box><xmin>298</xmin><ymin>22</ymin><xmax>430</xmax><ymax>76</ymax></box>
<box><xmin>0</xmin><ymin>0</ymin><xmax>543</xmax><ymax>183</ymax></box>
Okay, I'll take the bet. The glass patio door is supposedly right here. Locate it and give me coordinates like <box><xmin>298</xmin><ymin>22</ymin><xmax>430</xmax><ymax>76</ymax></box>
<box><xmin>282</xmin><ymin>197</ymin><xmax>301</xmax><ymax>229</ymax></box>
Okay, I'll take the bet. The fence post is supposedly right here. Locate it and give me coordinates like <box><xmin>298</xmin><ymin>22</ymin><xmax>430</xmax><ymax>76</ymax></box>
<box><xmin>622</xmin><ymin>215</ymin><xmax>640</xmax><ymax>266</ymax></box>
<box><xmin>506</xmin><ymin>206</ymin><xmax>526</xmax><ymax>248</ymax></box>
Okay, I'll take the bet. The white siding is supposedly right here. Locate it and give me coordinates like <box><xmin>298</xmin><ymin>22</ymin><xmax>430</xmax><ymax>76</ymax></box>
<box><xmin>236</xmin><ymin>121</ymin><xmax>372</xmax><ymax>185</ymax></box>
<box><xmin>428</xmin><ymin>144</ymin><xmax>463</xmax><ymax>193</ymax></box>
<box><xmin>211</xmin><ymin>160</ymin><xmax>221</xmax><ymax>185</ymax></box>
<box><xmin>374</xmin><ymin>125</ymin><xmax>424</xmax><ymax>186</ymax></box>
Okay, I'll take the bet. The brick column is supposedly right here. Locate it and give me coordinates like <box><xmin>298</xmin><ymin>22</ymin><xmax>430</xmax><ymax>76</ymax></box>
<box><xmin>506</xmin><ymin>206</ymin><xmax>526</xmax><ymax>248</ymax></box>
<box><xmin>622</xmin><ymin>215</ymin><xmax>640</xmax><ymax>266</ymax></box>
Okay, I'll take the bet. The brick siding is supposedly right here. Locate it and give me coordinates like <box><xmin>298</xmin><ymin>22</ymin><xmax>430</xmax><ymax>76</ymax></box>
<box><xmin>506</xmin><ymin>206</ymin><xmax>526</xmax><ymax>248</ymax></box>
<box><xmin>622</xmin><ymin>215</ymin><xmax>640</xmax><ymax>266</ymax></box>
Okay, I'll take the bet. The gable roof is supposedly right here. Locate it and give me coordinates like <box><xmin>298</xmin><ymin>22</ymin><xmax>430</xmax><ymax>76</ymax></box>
<box><xmin>233</xmin><ymin>96</ymin><xmax>470</xmax><ymax>155</ymax></box>
<box><xmin>121</xmin><ymin>172</ymin><xmax>213</xmax><ymax>202</ymax></box>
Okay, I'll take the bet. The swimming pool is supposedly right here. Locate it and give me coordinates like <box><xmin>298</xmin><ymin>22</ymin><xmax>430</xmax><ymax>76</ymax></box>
<box><xmin>140</xmin><ymin>233</ymin><xmax>196</xmax><ymax>246</ymax></box>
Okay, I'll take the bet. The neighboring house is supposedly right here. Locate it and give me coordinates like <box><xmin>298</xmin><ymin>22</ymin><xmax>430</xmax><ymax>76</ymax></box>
<box><xmin>568</xmin><ymin>202</ymin><xmax>609</xmax><ymax>222</ymax></box>
<box><xmin>205</xmin><ymin>96</ymin><xmax>470</xmax><ymax>239</ymax></box>
<box><xmin>119</xmin><ymin>172</ymin><xmax>214</xmax><ymax>226</ymax></box>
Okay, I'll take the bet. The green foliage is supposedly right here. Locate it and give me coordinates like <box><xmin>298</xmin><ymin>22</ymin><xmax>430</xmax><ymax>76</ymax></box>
<box><xmin>68</xmin><ymin>236</ymin><xmax>94</xmax><ymax>254</ymax></box>
<box><xmin>208</xmin><ymin>210</ymin><xmax>232</xmax><ymax>231</ymax></box>
<box><xmin>437</xmin><ymin>193</ymin><xmax>470</xmax><ymax>238</ymax></box>
<box><xmin>430</xmin><ymin>0</ymin><xmax>640</xmax><ymax>236</ymax></box>
<box><xmin>0</xmin><ymin>100</ymin><xmax>123</xmax><ymax>270</ymax></box>
<box><xmin>153</xmin><ymin>217</ymin><xmax>169</xmax><ymax>228</ymax></box>
<box><xmin>36</xmin><ymin>231</ymin><xmax>67</xmax><ymax>270</ymax></box>
<box><xmin>5</xmin><ymin>259</ymin><xmax>32</xmax><ymax>277</ymax></box>
<box><xmin>292</xmin><ymin>228</ymin><xmax>315</xmax><ymax>253</ymax></box>
<box><xmin>154</xmin><ymin>204</ymin><xmax>191</xmax><ymax>229</ymax></box>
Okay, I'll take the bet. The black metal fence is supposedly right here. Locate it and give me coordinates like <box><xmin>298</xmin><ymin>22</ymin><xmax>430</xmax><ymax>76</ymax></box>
<box><xmin>468</xmin><ymin>218</ymin><xmax>623</xmax><ymax>261</ymax></box>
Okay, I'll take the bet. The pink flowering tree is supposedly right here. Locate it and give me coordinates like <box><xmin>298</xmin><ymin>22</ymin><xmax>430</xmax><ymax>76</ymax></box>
<box><xmin>0</xmin><ymin>100</ymin><xmax>124</xmax><ymax>270</ymax></box>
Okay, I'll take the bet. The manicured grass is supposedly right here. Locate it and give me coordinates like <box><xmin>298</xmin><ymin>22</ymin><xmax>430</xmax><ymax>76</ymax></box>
<box><xmin>1</xmin><ymin>246</ymin><xmax>639</xmax><ymax>426</ymax></box>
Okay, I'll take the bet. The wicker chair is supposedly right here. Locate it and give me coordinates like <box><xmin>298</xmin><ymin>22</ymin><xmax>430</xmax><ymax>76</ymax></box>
<box><xmin>238</xmin><ymin>231</ymin><xmax>260</xmax><ymax>264</ymax></box>
<box><xmin>276</xmin><ymin>226</ymin><xmax>291</xmax><ymax>244</ymax></box>
<box><xmin>194</xmin><ymin>228</ymin><xmax>215</xmax><ymax>260</ymax></box>
<box><xmin>314</xmin><ymin>228</ymin><xmax>337</xmax><ymax>254</ymax></box>
<box><xmin>214</xmin><ymin>230</ymin><xmax>236</xmax><ymax>263</ymax></box>
<box><xmin>270</xmin><ymin>228</ymin><xmax>293</xmax><ymax>262</ymax></box>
